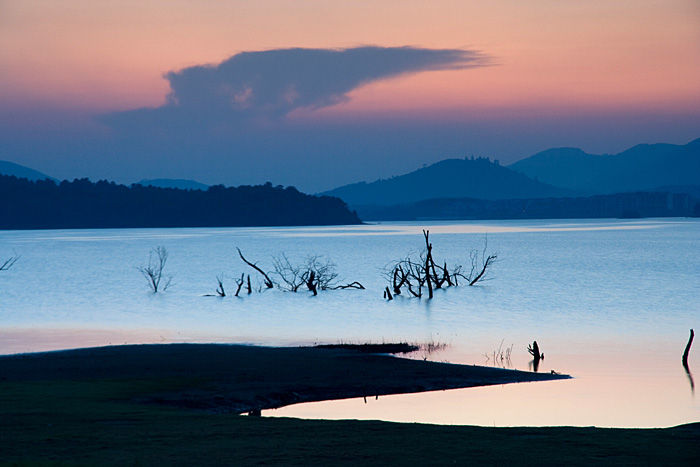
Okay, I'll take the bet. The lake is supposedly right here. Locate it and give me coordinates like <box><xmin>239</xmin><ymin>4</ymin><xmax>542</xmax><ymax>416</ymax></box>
<box><xmin>1</xmin><ymin>218</ymin><xmax>698</xmax><ymax>427</ymax></box>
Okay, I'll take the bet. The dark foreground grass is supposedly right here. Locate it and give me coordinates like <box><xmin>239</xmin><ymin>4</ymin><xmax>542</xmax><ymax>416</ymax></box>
<box><xmin>1</xmin><ymin>379</ymin><xmax>698</xmax><ymax>466</ymax></box>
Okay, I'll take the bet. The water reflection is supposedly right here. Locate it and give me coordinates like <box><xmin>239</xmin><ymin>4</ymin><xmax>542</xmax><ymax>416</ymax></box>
<box><xmin>483</xmin><ymin>339</ymin><xmax>513</xmax><ymax>369</ymax></box>
<box><xmin>684</xmin><ymin>362</ymin><xmax>695</xmax><ymax>395</ymax></box>
<box><xmin>2</xmin><ymin>219</ymin><xmax>698</xmax><ymax>428</ymax></box>
<box><xmin>3</xmin><ymin>327</ymin><xmax>700</xmax><ymax>428</ymax></box>
<box><xmin>269</xmin><ymin>345</ymin><xmax>700</xmax><ymax>428</ymax></box>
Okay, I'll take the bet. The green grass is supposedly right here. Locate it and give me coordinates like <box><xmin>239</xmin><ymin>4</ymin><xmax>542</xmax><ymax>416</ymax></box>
<box><xmin>1</xmin><ymin>379</ymin><xmax>698</xmax><ymax>466</ymax></box>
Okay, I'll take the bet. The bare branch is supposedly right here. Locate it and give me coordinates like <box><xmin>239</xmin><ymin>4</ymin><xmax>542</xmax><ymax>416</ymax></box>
<box><xmin>385</xmin><ymin>230</ymin><xmax>497</xmax><ymax>299</ymax></box>
<box><xmin>271</xmin><ymin>254</ymin><xmax>360</xmax><ymax>294</ymax></box>
<box><xmin>138</xmin><ymin>246</ymin><xmax>173</xmax><ymax>293</ymax></box>
<box><xmin>215</xmin><ymin>275</ymin><xmax>226</xmax><ymax>297</ymax></box>
<box><xmin>1</xmin><ymin>253</ymin><xmax>19</xmax><ymax>271</ymax></box>
<box><xmin>271</xmin><ymin>253</ymin><xmax>305</xmax><ymax>292</ymax></box>
<box><xmin>332</xmin><ymin>281</ymin><xmax>365</xmax><ymax>290</ymax></box>
<box><xmin>234</xmin><ymin>273</ymin><xmax>245</xmax><ymax>297</ymax></box>
<box><xmin>467</xmin><ymin>235</ymin><xmax>498</xmax><ymax>286</ymax></box>
<box><xmin>237</xmin><ymin>248</ymin><xmax>274</xmax><ymax>288</ymax></box>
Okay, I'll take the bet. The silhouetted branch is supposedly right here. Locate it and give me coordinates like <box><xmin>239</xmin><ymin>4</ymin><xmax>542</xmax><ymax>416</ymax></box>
<box><xmin>683</xmin><ymin>330</ymin><xmax>695</xmax><ymax>394</ymax></box>
<box><xmin>272</xmin><ymin>254</ymin><xmax>358</xmax><ymax>294</ymax></box>
<box><xmin>305</xmin><ymin>270</ymin><xmax>318</xmax><ymax>296</ymax></box>
<box><xmin>237</xmin><ymin>248</ymin><xmax>274</xmax><ymax>288</ymax></box>
<box><xmin>272</xmin><ymin>254</ymin><xmax>305</xmax><ymax>292</ymax></box>
<box><xmin>467</xmin><ymin>236</ymin><xmax>498</xmax><ymax>286</ymax></box>
<box><xmin>683</xmin><ymin>329</ymin><xmax>694</xmax><ymax>368</ymax></box>
<box><xmin>215</xmin><ymin>275</ymin><xmax>226</xmax><ymax>297</ymax></box>
<box><xmin>332</xmin><ymin>281</ymin><xmax>365</xmax><ymax>290</ymax></box>
<box><xmin>234</xmin><ymin>273</ymin><xmax>245</xmax><ymax>297</ymax></box>
<box><xmin>385</xmin><ymin>230</ymin><xmax>497</xmax><ymax>299</ymax></box>
<box><xmin>1</xmin><ymin>252</ymin><xmax>19</xmax><ymax>271</ymax></box>
<box><xmin>528</xmin><ymin>340</ymin><xmax>544</xmax><ymax>372</ymax></box>
<box><xmin>138</xmin><ymin>246</ymin><xmax>173</xmax><ymax>293</ymax></box>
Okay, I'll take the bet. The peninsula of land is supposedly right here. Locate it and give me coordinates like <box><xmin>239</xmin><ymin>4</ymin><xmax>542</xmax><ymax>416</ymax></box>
<box><xmin>1</xmin><ymin>343</ymin><xmax>698</xmax><ymax>466</ymax></box>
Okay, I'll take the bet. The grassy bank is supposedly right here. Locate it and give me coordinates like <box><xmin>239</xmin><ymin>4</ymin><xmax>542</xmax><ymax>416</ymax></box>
<box><xmin>0</xmin><ymin>344</ymin><xmax>697</xmax><ymax>465</ymax></box>
<box><xmin>1</xmin><ymin>379</ymin><xmax>698</xmax><ymax>466</ymax></box>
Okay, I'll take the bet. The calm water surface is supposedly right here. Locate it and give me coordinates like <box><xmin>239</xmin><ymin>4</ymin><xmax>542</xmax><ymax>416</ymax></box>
<box><xmin>1</xmin><ymin>219</ymin><xmax>698</xmax><ymax>427</ymax></box>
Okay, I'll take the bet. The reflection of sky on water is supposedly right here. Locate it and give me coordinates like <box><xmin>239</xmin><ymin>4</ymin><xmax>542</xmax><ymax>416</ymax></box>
<box><xmin>1</xmin><ymin>219</ymin><xmax>698</xmax><ymax>427</ymax></box>
<box><xmin>8</xmin><ymin>219</ymin><xmax>671</xmax><ymax>243</ymax></box>
<box><xmin>269</xmin><ymin>342</ymin><xmax>698</xmax><ymax>428</ymax></box>
<box><xmin>2</xmin><ymin>327</ymin><xmax>696</xmax><ymax>428</ymax></box>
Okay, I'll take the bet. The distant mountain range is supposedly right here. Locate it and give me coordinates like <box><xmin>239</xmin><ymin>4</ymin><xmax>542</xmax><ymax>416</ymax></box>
<box><xmin>320</xmin><ymin>138</ymin><xmax>700</xmax><ymax>211</ymax></box>
<box><xmin>0</xmin><ymin>161</ymin><xmax>56</xmax><ymax>182</ymax></box>
<box><xmin>0</xmin><ymin>163</ymin><xmax>211</xmax><ymax>192</ymax></box>
<box><xmin>3</xmin><ymin>137</ymin><xmax>699</xmax><ymax>223</ymax></box>
<box><xmin>320</xmin><ymin>156</ymin><xmax>574</xmax><ymax>206</ymax></box>
<box><xmin>508</xmin><ymin>138</ymin><xmax>700</xmax><ymax>194</ymax></box>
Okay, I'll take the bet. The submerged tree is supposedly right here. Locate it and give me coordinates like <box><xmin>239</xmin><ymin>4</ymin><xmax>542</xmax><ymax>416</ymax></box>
<box><xmin>237</xmin><ymin>248</ymin><xmax>274</xmax><ymax>289</ymax></box>
<box><xmin>271</xmin><ymin>253</ymin><xmax>364</xmax><ymax>295</ymax></box>
<box><xmin>467</xmin><ymin>235</ymin><xmax>498</xmax><ymax>286</ymax></box>
<box><xmin>385</xmin><ymin>230</ymin><xmax>497</xmax><ymax>299</ymax></box>
<box><xmin>1</xmin><ymin>252</ymin><xmax>19</xmax><ymax>271</ymax></box>
<box><xmin>138</xmin><ymin>246</ymin><xmax>173</xmax><ymax>293</ymax></box>
<box><xmin>224</xmin><ymin>249</ymin><xmax>363</xmax><ymax>297</ymax></box>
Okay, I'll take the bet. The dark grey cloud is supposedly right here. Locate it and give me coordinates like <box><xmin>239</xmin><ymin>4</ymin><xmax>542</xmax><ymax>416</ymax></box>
<box><xmin>103</xmin><ymin>46</ymin><xmax>489</xmax><ymax>132</ymax></box>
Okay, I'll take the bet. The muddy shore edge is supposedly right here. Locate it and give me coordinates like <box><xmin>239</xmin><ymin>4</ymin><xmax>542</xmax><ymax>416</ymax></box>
<box><xmin>0</xmin><ymin>343</ymin><xmax>568</xmax><ymax>413</ymax></box>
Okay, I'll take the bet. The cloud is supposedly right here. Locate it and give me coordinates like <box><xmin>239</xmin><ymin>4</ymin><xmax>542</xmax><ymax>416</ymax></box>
<box><xmin>103</xmin><ymin>46</ymin><xmax>489</xmax><ymax>133</ymax></box>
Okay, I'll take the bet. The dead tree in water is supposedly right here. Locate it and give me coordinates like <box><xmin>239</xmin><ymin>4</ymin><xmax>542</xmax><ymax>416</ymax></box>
<box><xmin>138</xmin><ymin>246</ymin><xmax>173</xmax><ymax>293</ymax></box>
<box><xmin>215</xmin><ymin>276</ymin><xmax>226</xmax><ymax>296</ymax></box>
<box><xmin>1</xmin><ymin>253</ymin><xmax>19</xmax><ymax>271</ymax></box>
<box><xmin>683</xmin><ymin>329</ymin><xmax>695</xmax><ymax>393</ymax></box>
<box><xmin>305</xmin><ymin>270</ymin><xmax>318</xmax><ymax>296</ymax></box>
<box><xmin>272</xmin><ymin>254</ymin><xmax>306</xmax><ymax>292</ymax></box>
<box><xmin>385</xmin><ymin>230</ymin><xmax>497</xmax><ymax>299</ymax></box>
<box><xmin>237</xmin><ymin>248</ymin><xmax>274</xmax><ymax>289</ymax></box>
<box><xmin>272</xmin><ymin>254</ymin><xmax>363</xmax><ymax>294</ymax></box>
<box><xmin>683</xmin><ymin>329</ymin><xmax>694</xmax><ymax>368</ymax></box>
<box><xmin>234</xmin><ymin>273</ymin><xmax>246</xmax><ymax>297</ymax></box>
<box><xmin>528</xmin><ymin>341</ymin><xmax>544</xmax><ymax>372</ymax></box>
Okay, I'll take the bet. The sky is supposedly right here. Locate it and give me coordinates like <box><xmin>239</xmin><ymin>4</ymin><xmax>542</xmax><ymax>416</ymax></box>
<box><xmin>1</xmin><ymin>0</ymin><xmax>699</xmax><ymax>192</ymax></box>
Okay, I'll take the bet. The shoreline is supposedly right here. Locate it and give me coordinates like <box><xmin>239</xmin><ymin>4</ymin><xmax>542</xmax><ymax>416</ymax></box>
<box><xmin>0</xmin><ymin>343</ymin><xmax>569</xmax><ymax>414</ymax></box>
<box><xmin>2</xmin><ymin>344</ymin><xmax>699</xmax><ymax>465</ymax></box>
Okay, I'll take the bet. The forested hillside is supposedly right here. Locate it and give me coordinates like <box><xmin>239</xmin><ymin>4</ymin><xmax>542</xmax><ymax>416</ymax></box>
<box><xmin>320</xmin><ymin>156</ymin><xmax>572</xmax><ymax>206</ymax></box>
<box><xmin>0</xmin><ymin>176</ymin><xmax>361</xmax><ymax>229</ymax></box>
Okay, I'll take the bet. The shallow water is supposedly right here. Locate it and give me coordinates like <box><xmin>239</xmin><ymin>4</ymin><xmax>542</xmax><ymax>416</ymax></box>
<box><xmin>1</xmin><ymin>219</ymin><xmax>698</xmax><ymax>427</ymax></box>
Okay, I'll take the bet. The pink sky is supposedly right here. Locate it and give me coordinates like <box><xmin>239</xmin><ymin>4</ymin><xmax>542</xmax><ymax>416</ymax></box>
<box><xmin>1</xmin><ymin>1</ymin><xmax>699</xmax><ymax>190</ymax></box>
<box><xmin>3</xmin><ymin>1</ymin><xmax>699</xmax><ymax>115</ymax></box>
